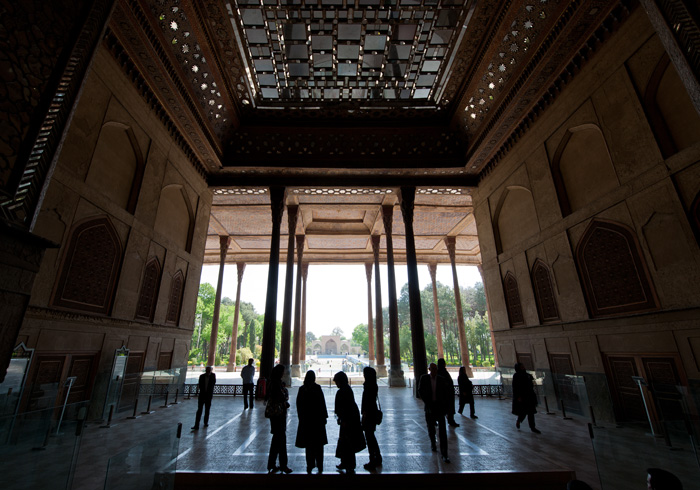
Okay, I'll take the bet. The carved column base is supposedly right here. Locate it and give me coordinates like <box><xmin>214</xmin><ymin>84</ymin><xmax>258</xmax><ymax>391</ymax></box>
<box><xmin>291</xmin><ymin>364</ymin><xmax>302</xmax><ymax>378</ymax></box>
<box><xmin>375</xmin><ymin>364</ymin><xmax>388</xmax><ymax>378</ymax></box>
<box><xmin>389</xmin><ymin>368</ymin><xmax>406</xmax><ymax>387</ymax></box>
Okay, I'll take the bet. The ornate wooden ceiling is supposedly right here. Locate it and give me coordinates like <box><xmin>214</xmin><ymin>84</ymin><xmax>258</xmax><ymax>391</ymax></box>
<box><xmin>105</xmin><ymin>0</ymin><xmax>635</xmax><ymax>266</ymax></box>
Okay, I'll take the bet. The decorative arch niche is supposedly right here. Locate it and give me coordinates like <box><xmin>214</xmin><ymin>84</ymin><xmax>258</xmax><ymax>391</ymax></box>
<box><xmin>154</xmin><ymin>184</ymin><xmax>194</xmax><ymax>252</ymax></box>
<box><xmin>531</xmin><ymin>259</ymin><xmax>560</xmax><ymax>323</ymax></box>
<box><xmin>551</xmin><ymin>124</ymin><xmax>619</xmax><ymax>216</ymax></box>
<box><xmin>644</xmin><ymin>53</ymin><xmax>700</xmax><ymax>157</ymax></box>
<box><xmin>165</xmin><ymin>270</ymin><xmax>185</xmax><ymax>326</ymax></box>
<box><xmin>135</xmin><ymin>257</ymin><xmax>162</xmax><ymax>322</ymax></box>
<box><xmin>493</xmin><ymin>186</ymin><xmax>540</xmax><ymax>254</ymax></box>
<box><xmin>502</xmin><ymin>271</ymin><xmax>524</xmax><ymax>327</ymax></box>
<box><xmin>575</xmin><ymin>219</ymin><xmax>658</xmax><ymax>317</ymax></box>
<box><xmin>85</xmin><ymin>122</ymin><xmax>145</xmax><ymax>214</ymax></box>
<box><xmin>52</xmin><ymin>216</ymin><xmax>122</xmax><ymax>315</ymax></box>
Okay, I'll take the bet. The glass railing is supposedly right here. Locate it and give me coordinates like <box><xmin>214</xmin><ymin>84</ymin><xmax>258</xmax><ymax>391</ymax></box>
<box><xmin>104</xmin><ymin>367</ymin><xmax>187</xmax><ymax>420</ymax></box>
<box><xmin>586</xmin><ymin>379</ymin><xmax>700</xmax><ymax>489</ymax></box>
<box><xmin>103</xmin><ymin>423</ymin><xmax>182</xmax><ymax>490</ymax></box>
<box><xmin>0</xmin><ymin>400</ymin><xmax>89</xmax><ymax>490</ymax></box>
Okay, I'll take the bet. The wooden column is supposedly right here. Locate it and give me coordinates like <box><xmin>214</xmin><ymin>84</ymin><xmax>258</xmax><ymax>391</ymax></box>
<box><xmin>365</xmin><ymin>262</ymin><xmax>375</xmax><ymax>366</ymax></box>
<box><xmin>280</xmin><ymin>205</ymin><xmax>298</xmax><ymax>386</ymax></box>
<box><xmin>291</xmin><ymin>234</ymin><xmax>305</xmax><ymax>377</ymax></box>
<box><xmin>260</xmin><ymin>187</ymin><xmax>285</xmax><ymax>382</ymax></box>
<box><xmin>300</xmin><ymin>263</ymin><xmax>309</xmax><ymax>364</ymax></box>
<box><xmin>227</xmin><ymin>262</ymin><xmax>246</xmax><ymax>372</ymax></box>
<box><xmin>428</xmin><ymin>263</ymin><xmax>444</xmax><ymax>359</ymax></box>
<box><xmin>478</xmin><ymin>264</ymin><xmax>499</xmax><ymax>367</ymax></box>
<box><xmin>382</xmin><ymin>204</ymin><xmax>405</xmax><ymax>387</ymax></box>
<box><xmin>400</xmin><ymin>187</ymin><xmax>427</xmax><ymax>382</ymax></box>
<box><xmin>208</xmin><ymin>235</ymin><xmax>231</xmax><ymax>367</ymax></box>
<box><xmin>445</xmin><ymin>236</ymin><xmax>473</xmax><ymax>376</ymax></box>
<box><xmin>371</xmin><ymin>235</ymin><xmax>387</xmax><ymax>377</ymax></box>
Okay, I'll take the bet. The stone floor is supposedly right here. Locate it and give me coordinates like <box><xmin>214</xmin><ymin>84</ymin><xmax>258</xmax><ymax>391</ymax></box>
<box><xmin>70</xmin><ymin>384</ymin><xmax>604</xmax><ymax>490</ymax></box>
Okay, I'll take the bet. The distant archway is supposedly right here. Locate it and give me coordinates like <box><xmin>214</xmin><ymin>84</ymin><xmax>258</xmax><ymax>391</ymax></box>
<box><xmin>325</xmin><ymin>339</ymin><xmax>338</xmax><ymax>355</ymax></box>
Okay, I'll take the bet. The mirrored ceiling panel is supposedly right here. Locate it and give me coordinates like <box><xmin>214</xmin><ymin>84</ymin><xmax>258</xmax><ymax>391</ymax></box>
<box><xmin>228</xmin><ymin>0</ymin><xmax>476</xmax><ymax>108</ymax></box>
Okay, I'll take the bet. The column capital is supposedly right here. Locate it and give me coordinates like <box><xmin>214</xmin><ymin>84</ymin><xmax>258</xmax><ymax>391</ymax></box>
<box><xmin>236</xmin><ymin>262</ymin><xmax>246</xmax><ymax>279</ymax></box>
<box><xmin>381</xmin><ymin>205</ymin><xmax>394</xmax><ymax>235</ymax></box>
<box><xmin>399</xmin><ymin>186</ymin><xmax>416</xmax><ymax>223</ymax></box>
<box><xmin>427</xmin><ymin>262</ymin><xmax>438</xmax><ymax>280</ymax></box>
<box><xmin>287</xmin><ymin>204</ymin><xmax>299</xmax><ymax>230</ymax></box>
<box><xmin>295</xmin><ymin>234</ymin><xmax>305</xmax><ymax>250</ymax></box>
<box><xmin>365</xmin><ymin>262</ymin><xmax>373</xmax><ymax>282</ymax></box>
<box><xmin>269</xmin><ymin>186</ymin><xmax>285</xmax><ymax>225</ymax></box>
<box><xmin>219</xmin><ymin>235</ymin><xmax>232</xmax><ymax>258</ymax></box>
<box><xmin>371</xmin><ymin>234</ymin><xmax>381</xmax><ymax>257</ymax></box>
<box><xmin>444</xmin><ymin>236</ymin><xmax>457</xmax><ymax>262</ymax></box>
<box><xmin>302</xmin><ymin>262</ymin><xmax>309</xmax><ymax>280</ymax></box>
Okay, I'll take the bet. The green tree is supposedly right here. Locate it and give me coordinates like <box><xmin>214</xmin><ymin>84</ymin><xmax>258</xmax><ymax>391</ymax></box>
<box><xmin>352</xmin><ymin>324</ymin><xmax>369</xmax><ymax>353</ymax></box>
<box><xmin>331</xmin><ymin>327</ymin><xmax>344</xmax><ymax>338</ymax></box>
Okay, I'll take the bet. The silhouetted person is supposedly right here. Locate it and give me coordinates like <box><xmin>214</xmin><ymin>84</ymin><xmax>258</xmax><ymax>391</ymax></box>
<box><xmin>295</xmin><ymin>370</ymin><xmax>328</xmax><ymax>474</ymax></box>
<box><xmin>265</xmin><ymin>364</ymin><xmax>292</xmax><ymax>474</ymax></box>
<box><xmin>437</xmin><ymin>358</ymin><xmax>459</xmax><ymax>427</ymax></box>
<box><xmin>512</xmin><ymin>362</ymin><xmax>540</xmax><ymax>434</ymax></box>
<box><xmin>647</xmin><ymin>468</ymin><xmax>683</xmax><ymax>490</ymax></box>
<box><xmin>192</xmin><ymin>366</ymin><xmax>216</xmax><ymax>430</ymax></box>
<box><xmin>241</xmin><ymin>358</ymin><xmax>255</xmax><ymax>409</ymax></box>
<box><xmin>361</xmin><ymin>366</ymin><xmax>382</xmax><ymax>470</ymax></box>
<box><xmin>457</xmin><ymin>366</ymin><xmax>477</xmax><ymax>419</ymax></box>
<box><xmin>418</xmin><ymin>362</ymin><xmax>452</xmax><ymax>463</ymax></box>
<box><xmin>333</xmin><ymin>371</ymin><xmax>365</xmax><ymax>474</ymax></box>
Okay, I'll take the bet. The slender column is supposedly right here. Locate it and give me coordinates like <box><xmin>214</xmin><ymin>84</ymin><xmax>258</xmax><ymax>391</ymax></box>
<box><xmin>291</xmin><ymin>235</ymin><xmax>305</xmax><ymax>377</ymax></box>
<box><xmin>227</xmin><ymin>262</ymin><xmax>246</xmax><ymax>372</ymax></box>
<box><xmin>477</xmin><ymin>265</ymin><xmax>499</xmax><ymax>367</ymax></box>
<box><xmin>428</xmin><ymin>263</ymin><xmax>444</xmax><ymax>360</ymax></box>
<box><xmin>208</xmin><ymin>236</ymin><xmax>231</xmax><ymax>367</ymax></box>
<box><xmin>371</xmin><ymin>235</ymin><xmax>387</xmax><ymax>377</ymax></box>
<box><xmin>365</xmin><ymin>263</ymin><xmax>375</xmax><ymax>366</ymax></box>
<box><xmin>445</xmin><ymin>236</ymin><xmax>473</xmax><ymax>376</ymax></box>
<box><xmin>382</xmin><ymin>204</ymin><xmax>405</xmax><ymax>386</ymax></box>
<box><xmin>280</xmin><ymin>205</ymin><xmax>299</xmax><ymax>386</ymax></box>
<box><xmin>300</xmin><ymin>263</ymin><xmax>309</xmax><ymax>364</ymax></box>
<box><xmin>400</xmin><ymin>187</ymin><xmax>427</xmax><ymax>382</ymax></box>
<box><xmin>260</xmin><ymin>187</ymin><xmax>285</xmax><ymax>382</ymax></box>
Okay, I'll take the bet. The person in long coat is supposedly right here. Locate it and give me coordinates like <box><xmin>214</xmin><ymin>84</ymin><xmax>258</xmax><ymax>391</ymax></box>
<box><xmin>295</xmin><ymin>370</ymin><xmax>328</xmax><ymax>474</ymax></box>
<box><xmin>437</xmin><ymin>358</ymin><xmax>459</xmax><ymax>427</ymax></box>
<box><xmin>457</xmin><ymin>366</ymin><xmax>477</xmax><ymax>419</ymax></box>
<box><xmin>511</xmin><ymin>362</ymin><xmax>541</xmax><ymax>434</ymax></box>
<box><xmin>333</xmin><ymin>371</ymin><xmax>366</xmax><ymax>474</ymax></box>
<box><xmin>361</xmin><ymin>366</ymin><xmax>382</xmax><ymax>471</ymax></box>
<box><xmin>265</xmin><ymin>364</ymin><xmax>293</xmax><ymax>473</ymax></box>
<box><xmin>418</xmin><ymin>362</ymin><xmax>453</xmax><ymax>463</ymax></box>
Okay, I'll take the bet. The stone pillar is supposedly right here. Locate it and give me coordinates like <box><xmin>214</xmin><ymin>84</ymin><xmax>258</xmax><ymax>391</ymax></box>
<box><xmin>300</xmin><ymin>263</ymin><xmax>309</xmax><ymax>365</ymax></box>
<box><xmin>428</xmin><ymin>263</ymin><xmax>444</xmax><ymax>360</ymax></box>
<box><xmin>400</xmin><ymin>187</ymin><xmax>427</xmax><ymax>382</ymax></box>
<box><xmin>280</xmin><ymin>205</ymin><xmax>298</xmax><ymax>386</ymax></box>
<box><xmin>477</xmin><ymin>264</ymin><xmax>499</xmax><ymax>367</ymax></box>
<box><xmin>382</xmin><ymin>205</ymin><xmax>405</xmax><ymax>386</ymax></box>
<box><xmin>291</xmin><ymin>235</ymin><xmax>305</xmax><ymax>378</ymax></box>
<box><xmin>227</xmin><ymin>263</ymin><xmax>246</xmax><ymax>372</ymax></box>
<box><xmin>445</xmin><ymin>236</ymin><xmax>473</xmax><ymax>376</ymax></box>
<box><xmin>371</xmin><ymin>235</ymin><xmax>387</xmax><ymax>377</ymax></box>
<box><xmin>260</xmin><ymin>187</ymin><xmax>285</xmax><ymax>383</ymax></box>
<box><xmin>365</xmin><ymin>262</ymin><xmax>375</xmax><ymax>366</ymax></box>
<box><xmin>208</xmin><ymin>236</ymin><xmax>231</xmax><ymax>367</ymax></box>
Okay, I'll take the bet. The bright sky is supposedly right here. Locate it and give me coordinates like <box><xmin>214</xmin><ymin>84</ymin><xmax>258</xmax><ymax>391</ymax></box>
<box><xmin>199</xmin><ymin>263</ymin><xmax>482</xmax><ymax>338</ymax></box>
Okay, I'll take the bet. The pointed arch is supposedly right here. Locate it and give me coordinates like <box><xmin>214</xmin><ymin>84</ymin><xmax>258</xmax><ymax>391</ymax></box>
<box><xmin>85</xmin><ymin>122</ymin><xmax>145</xmax><ymax>214</ymax></box>
<box><xmin>154</xmin><ymin>184</ymin><xmax>195</xmax><ymax>252</ymax></box>
<box><xmin>551</xmin><ymin>124</ymin><xmax>618</xmax><ymax>216</ymax></box>
<box><xmin>52</xmin><ymin>216</ymin><xmax>122</xmax><ymax>315</ymax></box>
<box><xmin>493</xmin><ymin>185</ymin><xmax>540</xmax><ymax>254</ymax></box>
<box><xmin>503</xmin><ymin>271</ymin><xmax>524</xmax><ymax>327</ymax></box>
<box><xmin>575</xmin><ymin>219</ymin><xmax>658</xmax><ymax>317</ymax></box>
<box><xmin>165</xmin><ymin>270</ymin><xmax>185</xmax><ymax>326</ymax></box>
<box><xmin>135</xmin><ymin>257</ymin><xmax>162</xmax><ymax>322</ymax></box>
<box><xmin>531</xmin><ymin>259</ymin><xmax>560</xmax><ymax>323</ymax></box>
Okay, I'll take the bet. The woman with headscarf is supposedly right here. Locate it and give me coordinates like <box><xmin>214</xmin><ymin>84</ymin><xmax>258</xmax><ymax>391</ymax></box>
<box><xmin>457</xmin><ymin>366</ymin><xmax>477</xmax><ymax>419</ymax></box>
<box><xmin>295</xmin><ymin>370</ymin><xmax>328</xmax><ymax>474</ymax></box>
<box><xmin>512</xmin><ymin>362</ymin><xmax>541</xmax><ymax>434</ymax></box>
<box><xmin>265</xmin><ymin>364</ymin><xmax>293</xmax><ymax>473</ymax></box>
<box><xmin>361</xmin><ymin>366</ymin><xmax>382</xmax><ymax>471</ymax></box>
<box><xmin>333</xmin><ymin>371</ymin><xmax>365</xmax><ymax>474</ymax></box>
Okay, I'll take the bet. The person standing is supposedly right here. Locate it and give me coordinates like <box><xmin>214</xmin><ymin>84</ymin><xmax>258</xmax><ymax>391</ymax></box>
<box><xmin>333</xmin><ymin>371</ymin><xmax>365</xmax><ymax>474</ymax></box>
<box><xmin>265</xmin><ymin>364</ymin><xmax>293</xmax><ymax>473</ymax></box>
<box><xmin>437</xmin><ymin>358</ymin><xmax>459</xmax><ymax>427</ymax></box>
<box><xmin>295</xmin><ymin>370</ymin><xmax>328</xmax><ymax>474</ymax></box>
<box><xmin>361</xmin><ymin>366</ymin><xmax>382</xmax><ymax>471</ymax></box>
<box><xmin>512</xmin><ymin>362</ymin><xmax>541</xmax><ymax>434</ymax></box>
<box><xmin>457</xmin><ymin>366</ymin><xmax>477</xmax><ymax>419</ymax></box>
<box><xmin>192</xmin><ymin>366</ymin><xmax>216</xmax><ymax>430</ymax></box>
<box><xmin>241</xmin><ymin>358</ymin><xmax>256</xmax><ymax>409</ymax></box>
<box><xmin>418</xmin><ymin>362</ymin><xmax>452</xmax><ymax>463</ymax></box>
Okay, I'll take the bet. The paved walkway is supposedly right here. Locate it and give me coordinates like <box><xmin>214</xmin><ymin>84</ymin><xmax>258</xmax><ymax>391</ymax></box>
<box><xmin>73</xmin><ymin>385</ymin><xmax>601</xmax><ymax>489</ymax></box>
